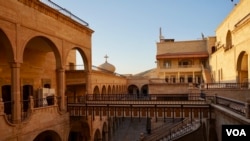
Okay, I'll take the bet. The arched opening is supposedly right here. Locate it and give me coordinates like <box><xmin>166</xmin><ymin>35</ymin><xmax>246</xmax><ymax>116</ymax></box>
<box><xmin>141</xmin><ymin>84</ymin><xmax>148</xmax><ymax>96</ymax></box>
<box><xmin>0</xmin><ymin>29</ymin><xmax>14</xmax><ymax>118</ymax></box>
<box><xmin>128</xmin><ymin>85</ymin><xmax>139</xmax><ymax>95</ymax></box>
<box><xmin>21</xmin><ymin>36</ymin><xmax>60</xmax><ymax>108</ymax></box>
<box><xmin>68</xmin><ymin>122</ymin><xmax>90</xmax><ymax>141</ymax></box>
<box><xmin>34</xmin><ymin>130</ymin><xmax>61</xmax><ymax>141</ymax></box>
<box><xmin>211</xmin><ymin>46</ymin><xmax>216</xmax><ymax>54</ymax></box>
<box><xmin>112</xmin><ymin>85</ymin><xmax>115</xmax><ymax>94</ymax></box>
<box><xmin>101</xmin><ymin>86</ymin><xmax>107</xmax><ymax>94</ymax></box>
<box><xmin>66</xmin><ymin>48</ymin><xmax>89</xmax><ymax>100</ymax></box>
<box><xmin>226</xmin><ymin>30</ymin><xmax>232</xmax><ymax>50</ymax></box>
<box><xmin>102</xmin><ymin>122</ymin><xmax>108</xmax><ymax>141</ymax></box>
<box><xmin>1</xmin><ymin>85</ymin><xmax>11</xmax><ymax>115</ymax></box>
<box><xmin>237</xmin><ymin>51</ymin><xmax>248</xmax><ymax>86</ymax></box>
<box><xmin>93</xmin><ymin>129</ymin><xmax>101</xmax><ymax>141</ymax></box>
<box><xmin>93</xmin><ymin>86</ymin><xmax>100</xmax><ymax>94</ymax></box>
<box><xmin>107</xmin><ymin>85</ymin><xmax>111</xmax><ymax>94</ymax></box>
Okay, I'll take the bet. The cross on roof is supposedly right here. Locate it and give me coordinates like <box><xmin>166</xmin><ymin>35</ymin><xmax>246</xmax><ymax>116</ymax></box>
<box><xmin>104</xmin><ymin>54</ymin><xmax>109</xmax><ymax>62</ymax></box>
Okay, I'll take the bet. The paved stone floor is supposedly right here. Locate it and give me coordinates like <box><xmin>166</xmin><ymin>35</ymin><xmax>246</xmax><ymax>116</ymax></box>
<box><xmin>110</xmin><ymin>118</ymin><xmax>181</xmax><ymax>141</ymax></box>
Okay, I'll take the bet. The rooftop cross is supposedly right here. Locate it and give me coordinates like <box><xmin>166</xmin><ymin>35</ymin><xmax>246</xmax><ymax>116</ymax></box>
<box><xmin>104</xmin><ymin>54</ymin><xmax>109</xmax><ymax>62</ymax></box>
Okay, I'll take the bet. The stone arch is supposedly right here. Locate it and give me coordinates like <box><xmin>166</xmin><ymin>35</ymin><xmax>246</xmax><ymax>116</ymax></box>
<box><xmin>65</xmin><ymin>47</ymin><xmax>90</xmax><ymax>71</ymax></box>
<box><xmin>101</xmin><ymin>85</ymin><xmax>106</xmax><ymax>94</ymax></box>
<box><xmin>93</xmin><ymin>129</ymin><xmax>101</xmax><ymax>141</ymax></box>
<box><xmin>21</xmin><ymin>36</ymin><xmax>62</xmax><ymax>69</ymax></box>
<box><xmin>33</xmin><ymin>130</ymin><xmax>61</xmax><ymax>141</ymax></box>
<box><xmin>236</xmin><ymin>51</ymin><xmax>248</xmax><ymax>84</ymax></box>
<box><xmin>0</xmin><ymin>28</ymin><xmax>14</xmax><ymax>62</ymax></box>
<box><xmin>93</xmin><ymin>85</ymin><xmax>100</xmax><ymax>94</ymax></box>
<box><xmin>128</xmin><ymin>84</ymin><xmax>139</xmax><ymax>95</ymax></box>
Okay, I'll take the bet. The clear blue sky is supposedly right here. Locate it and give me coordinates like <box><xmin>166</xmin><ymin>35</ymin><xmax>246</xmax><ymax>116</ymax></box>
<box><xmin>52</xmin><ymin>0</ymin><xmax>239</xmax><ymax>74</ymax></box>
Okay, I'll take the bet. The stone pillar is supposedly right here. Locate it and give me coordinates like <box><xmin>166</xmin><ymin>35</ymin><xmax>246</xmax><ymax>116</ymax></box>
<box><xmin>11</xmin><ymin>62</ymin><xmax>21</xmax><ymax>123</ymax></box>
<box><xmin>245</xmin><ymin>98</ymin><xmax>250</xmax><ymax>119</ymax></box>
<box><xmin>87</xmin><ymin>72</ymin><xmax>92</xmax><ymax>94</ymax></box>
<box><xmin>57</xmin><ymin>68</ymin><xmax>65</xmax><ymax>111</ymax></box>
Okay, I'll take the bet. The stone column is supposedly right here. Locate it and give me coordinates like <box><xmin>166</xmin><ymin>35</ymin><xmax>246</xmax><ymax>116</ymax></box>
<box><xmin>11</xmin><ymin>62</ymin><xmax>21</xmax><ymax>123</ymax></box>
<box><xmin>57</xmin><ymin>68</ymin><xmax>65</xmax><ymax>111</ymax></box>
<box><xmin>86</xmin><ymin>72</ymin><xmax>92</xmax><ymax>94</ymax></box>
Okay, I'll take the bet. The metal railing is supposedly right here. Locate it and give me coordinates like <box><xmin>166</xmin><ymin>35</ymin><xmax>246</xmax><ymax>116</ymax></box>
<box><xmin>67</xmin><ymin>94</ymin><xmax>210</xmax><ymax>103</ymax></box>
<box><xmin>202</xmin><ymin>83</ymin><xmax>249</xmax><ymax>89</ymax></box>
<box><xmin>215</xmin><ymin>95</ymin><xmax>246</xmax><ymax>116</ymax></box>
<box><xmin>39</xmin><ymin>0</ymin><xmax>89</xmax><ymax>26</ymax></box>
<box><xmin>143</xmin><ymin>118</ymin><xmax>200</xmax><ymax>141</ymax></box>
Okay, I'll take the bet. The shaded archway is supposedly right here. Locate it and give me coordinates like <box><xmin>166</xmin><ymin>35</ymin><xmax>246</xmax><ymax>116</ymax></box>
<box><xmin>141</xmin><ymin>84</ymin><xmax>148</xmax><ymax>96</ymax></box>
<box><xmin>128</xmin><ymin>85</ymin><xmax>139</xmax><ymax>95</ymax></box>
<box><xmin>22</xmin><ymin>36</ymin><xmax>61</xmax><ymax>88</ymax></box>
<box><xmin>93</xmin><ymin>86</ymin><xmax>100</xmax><ymax>94</ymax></box>
<box><xmin>68</xmin><ymin>122</ymin><xmax>90</xmax><ymax>141</ymax></box>
<box><xmin>102</xmin><ymin>122</ymin><xmax>108</xmax><ymax>141</ymax></box>
<box><xmin>0</xmin><ymin>29</ymin><xmax>14</xmax><ymax>117</ymax></box>
<box><xmin>226</xmin><ymin>30</ymin><xmax>232</xmax><ymax>50</ymax></box>
<box><xmin>34</xmin><ymin>130</ymin><xmax>61</xmax><ymax>141</ymax></box>
<box><xmin>65</xmin><ymin>48</ymin><xmax>89</xmax><ymax>98</ymax></box>
<box><xmin>107</xmin><ymin>85</ymin><xmax>111</xmax><ymax>94</ymax></box>
<box><xmin>237</xmin><ymin>51</ymin><xmax>248</xmax><ymax>85</ymax></box>
<box><xmin>101</xmin><ymin>86</ymin><xmax>107</xmax><ymax>94</ymax></box>
<box><xmin>93</xmin><ymin>129</ymin><xmax>101</xmax><ymax>141</ymax></box>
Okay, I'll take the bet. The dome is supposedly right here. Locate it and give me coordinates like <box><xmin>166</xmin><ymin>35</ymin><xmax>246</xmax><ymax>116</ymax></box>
<box><xmin>98</xmin><ymin>55</ymin><xmax>116</xmax><ymax>73</ymax></box>
<box><xmin>98</xmin><ymin>61</ymin><xmax>116</xmax><ymax>73</ymax></box>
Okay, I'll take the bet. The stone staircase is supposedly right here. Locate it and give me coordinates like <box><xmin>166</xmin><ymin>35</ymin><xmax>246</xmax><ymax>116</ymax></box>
<box><xmin>109</xmin><ymin>118</ymin><xmax>182</xmax><ymax>141</ymax></box>
<box><xmin>143</xmin><ymin>119</ymin><xmax>200</xmax><ymax>141</ymax></box>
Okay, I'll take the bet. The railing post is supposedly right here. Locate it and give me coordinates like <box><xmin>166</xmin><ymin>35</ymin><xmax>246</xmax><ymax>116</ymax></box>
<box><xmin>214</xmin><ymin>94</ymin><xmax>217</xmax><ymax>104</ymax></box>
<box><xmin>245</xmin><ymin>98</ymin><xmax>250</xmax><ymax>119</ymax></box>
<box><xmin>29</xmin><ymin>96</ymin><xmax>34</xmax><ymax>112</ymax></box>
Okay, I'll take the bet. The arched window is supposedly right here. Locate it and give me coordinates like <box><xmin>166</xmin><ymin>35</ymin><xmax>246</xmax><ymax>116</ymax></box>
<box><xmin>211</xmin><ymin>46</ymin><xmax>216</xmax><ymax>53</ymax></box>
<box><xmin>226</xmin><ymin>30</ymin><xmax>232</xmax><ymax>50</ymax></box>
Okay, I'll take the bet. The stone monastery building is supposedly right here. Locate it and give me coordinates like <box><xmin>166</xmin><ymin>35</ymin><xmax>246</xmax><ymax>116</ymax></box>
<box><xmin>0</xmin><ymin>0</ymin><xmax>250</xmax><ymax>141</ymax></box>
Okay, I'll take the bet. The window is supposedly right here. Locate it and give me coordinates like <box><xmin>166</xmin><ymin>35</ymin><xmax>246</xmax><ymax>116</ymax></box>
<box><xmin>164</xmin><ymin>60</ymin><xmax>171</xmax><ymax>68</ymax></box>
<box><xmin>179</xmin><ymin>60</ymin><xmax>192</xmax><ymax>67</ymax></box>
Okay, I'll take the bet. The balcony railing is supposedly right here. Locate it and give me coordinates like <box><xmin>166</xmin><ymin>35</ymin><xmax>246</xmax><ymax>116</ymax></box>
<box><xmin>1</xmin><ymin>96</ymin><xmax>61</xmax><ymax>123</ymax></box>
<box><xmin>39</xmin><ymin>0</ymin><xmax>89</xmax><ymax>26</ymax></box>
<box><xmin>202</xmin><ymin>83</ymin><xmax>249</xmax><ymax>89</ymax></box>
<box><xmin>160</xmin><ymin>64</ymin><xmax>201</xmax><ymax>69</ymax></box>
<box><xmin>215</xmin><ymin>95</ymin><xmax>246</xmax><ymax>116</ymax></box>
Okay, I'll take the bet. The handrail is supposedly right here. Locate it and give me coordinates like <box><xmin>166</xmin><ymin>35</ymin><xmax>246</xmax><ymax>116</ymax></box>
<box><xmin>202</xmin><ymin>83</ymin><xmax>249</xmax><ymax>89</ymax></box>
<box><xmin>39</xmin><ymin>0</ymin><xmax>89</xmax><ymax>26</ymax></box>
<box><xmin>143</xmin><ymin>118</ymin><xmax>200</xmax><ymax>141</ymax></box>
<box><xmin>215</xmin><ymin>95</ymin><xmax>246</xmax><ymax>116</ymax></box>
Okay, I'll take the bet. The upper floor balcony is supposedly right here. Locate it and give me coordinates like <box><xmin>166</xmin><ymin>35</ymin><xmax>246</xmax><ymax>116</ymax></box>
<box><xmin>158</xmin><ymin>64</ymin><xmax>202</xmax><ymax>73</ymax></box>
